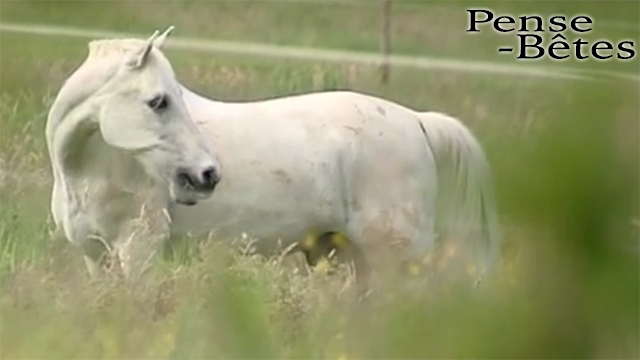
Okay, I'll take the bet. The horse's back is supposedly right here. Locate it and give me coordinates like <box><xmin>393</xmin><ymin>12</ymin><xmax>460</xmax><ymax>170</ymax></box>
<box><xmin>184</xmin><ymin>88</ymin><xmax>421</xmax><ymax>126</ymax></box>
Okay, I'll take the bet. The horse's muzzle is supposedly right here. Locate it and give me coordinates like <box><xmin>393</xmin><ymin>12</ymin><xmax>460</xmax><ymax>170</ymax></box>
<box><xmin>176</xmin><ymin>165</ymin><xmax>221</xmax><ymax>194</ymax></box>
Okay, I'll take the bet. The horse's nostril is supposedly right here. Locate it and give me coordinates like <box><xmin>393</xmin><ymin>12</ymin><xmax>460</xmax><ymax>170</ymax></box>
<box><xmin>201</xmin><ymin>166</ymin><xmax>220</xmax><ymax>190</ymax></box>
<box><xmin>176</xmin><ymin>166</ymin><xmax>219</xmax><ymax>192</ymax></box>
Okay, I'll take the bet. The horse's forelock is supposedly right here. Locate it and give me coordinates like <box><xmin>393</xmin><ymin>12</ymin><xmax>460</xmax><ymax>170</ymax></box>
<box><xmin>86</xmin><ymin>38</ymin><xmax>174</xmax><ymax>79</ymax></box>
<box><xmin>87</xmin><ymin>38</ymin><xmax>148</xmax><ymax>61</ymax></box>
<box><xmin>50</xmin><ymin>37</ymin><xmax>173</xmax><ymax>123</ymax></box>
<box><xmin>64</xmin><ymin>38</ymin><xmax>167</xmax><ymax>107</ymax></box>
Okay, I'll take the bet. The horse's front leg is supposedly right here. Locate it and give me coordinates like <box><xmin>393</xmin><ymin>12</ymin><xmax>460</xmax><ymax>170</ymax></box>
<box><xmin>112</xmin><ymin>206</ymin><xmax>172</xmax><ymax>283</ymax></box>
<box><xmin>79</xmin><ymin>234</ymin><xmax>121</xmax><ymax>280</ymax></box>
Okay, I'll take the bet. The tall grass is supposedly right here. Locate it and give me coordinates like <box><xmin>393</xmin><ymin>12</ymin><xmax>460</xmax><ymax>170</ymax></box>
<box><xmin>0</xmin><ymin>1</ymin><xmax>638</xmax><ymax>357</ymax></box>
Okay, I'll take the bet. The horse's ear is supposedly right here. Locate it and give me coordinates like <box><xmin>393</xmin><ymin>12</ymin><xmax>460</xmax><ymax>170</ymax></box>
<box><xmin>126</xmin><ymin>30</ymin><xmax>160</xmax><ymax>68</ymax></box>
<box><xmin>153</xmin><ymin>25</ymin><xmax>175</xmax><ymax>49</ymax></box>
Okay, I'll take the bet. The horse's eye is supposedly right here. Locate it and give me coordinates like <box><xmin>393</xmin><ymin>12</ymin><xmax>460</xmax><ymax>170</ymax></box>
<box><xmin>147</xmin><ymin>95</ymin><xmax>168</xmax><ymax>111</ymax></box>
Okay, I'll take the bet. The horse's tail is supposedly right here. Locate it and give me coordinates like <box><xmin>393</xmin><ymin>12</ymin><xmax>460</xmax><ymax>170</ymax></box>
<box><xmin>415</xmin><ymin>111</ymin><xmax>500</xmax><ymax>281</ymax></box>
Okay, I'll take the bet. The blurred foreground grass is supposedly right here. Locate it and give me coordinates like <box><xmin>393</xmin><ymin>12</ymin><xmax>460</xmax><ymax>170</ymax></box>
<box><xmin>0</xmin><ymin>5</ymin><xmax>639</xmax><ymax>358</ymax></box>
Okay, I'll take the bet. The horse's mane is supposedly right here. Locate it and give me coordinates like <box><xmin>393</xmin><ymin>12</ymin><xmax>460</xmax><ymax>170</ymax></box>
<box><xmin>47</xmin><ymin>38</ymin><xmax>148</xmax><ymax>139</ymax></box>
<box><xmin>86</xmin><ymin>38</ymin><xmax>147</xmax><ymax>61</ymax></box>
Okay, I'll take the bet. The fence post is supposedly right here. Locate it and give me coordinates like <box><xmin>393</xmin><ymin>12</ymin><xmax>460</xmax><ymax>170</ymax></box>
<box><xmin>380</xmin><ymin>0</ymin><xmax>392</xmax><ymax>85</ymax></box>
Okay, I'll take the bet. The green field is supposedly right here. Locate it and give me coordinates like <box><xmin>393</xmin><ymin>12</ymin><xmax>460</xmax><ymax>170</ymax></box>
<box><xmin>2</xmin><ymin>0</ymin><xmax>639</xmax><ymax>73</ymax></box>
<box><xmin>1</xmin><ymin>1</ymin><xmax>639</xmax><ymax>359</ymax></box>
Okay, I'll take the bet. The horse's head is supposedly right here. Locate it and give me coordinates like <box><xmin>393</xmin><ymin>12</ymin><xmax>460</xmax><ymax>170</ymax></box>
<box><xmin>92</xmin><ymin>27</ymin><xmax>220</xmax><ymax>205</ymax></box>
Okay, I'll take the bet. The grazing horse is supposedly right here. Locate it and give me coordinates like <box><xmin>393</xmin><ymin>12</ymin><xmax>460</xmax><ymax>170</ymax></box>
<box><xmin>47</xmin><ymin>27</ymin><xmax>500</xmax><ymax>289</ymax></box>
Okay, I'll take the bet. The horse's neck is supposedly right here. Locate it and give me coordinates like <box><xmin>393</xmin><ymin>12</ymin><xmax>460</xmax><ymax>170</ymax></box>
<box><xmin>180</xmin><ymin>84</ymin><xmax>236</xmax><ymax>112</ymax></box>
<box><xmin>47</xmin><ymin>55</ymin><xmax>170</xmax><ymax>240</ymax></box>
<box><xmin>50</xmin><ymin>106</ymin><xmax>162</xmax><ymax>223</ymax></box>
<box><xmin>46</xmin><ymin>58</ymin><xmax>121</xmax><ymax>186</ymax></box>
<box><xmin>180</xmin><ymin>85</ymin><xmax>215</xmax><ymax>108</ymax></box>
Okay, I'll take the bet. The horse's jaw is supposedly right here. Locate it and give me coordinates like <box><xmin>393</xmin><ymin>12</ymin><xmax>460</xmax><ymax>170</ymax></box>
<box><xmin>169</xmin><ymin>184</ymin><xmax>212</xmax><ymax>206</ymax></box>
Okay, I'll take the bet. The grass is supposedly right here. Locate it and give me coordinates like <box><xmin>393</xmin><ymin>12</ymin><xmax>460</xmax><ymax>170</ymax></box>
<box><xmin>1</xmin><ymin>0</ymin><xmax>638</xmax><ymax>74</ymax></box>
<box><xmin>1</xmin><ymin>1</ymin><xmax>639</xmax><ymax>358</ymax></box>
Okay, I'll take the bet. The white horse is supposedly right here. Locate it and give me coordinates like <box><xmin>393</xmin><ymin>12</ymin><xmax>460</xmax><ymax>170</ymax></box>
<box><xmin>47</xmin><ymin>27</ymin><xmax>500</xmax><ymax>289</ymax></box>
<box><xmin>46</xmin><ymin>29</ymin><xmax>220</xmax><ymax>279</ymax></box>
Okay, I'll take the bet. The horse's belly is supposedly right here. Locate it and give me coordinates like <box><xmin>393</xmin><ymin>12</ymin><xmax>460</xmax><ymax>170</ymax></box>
<box><xmin>169</xmin><ymin>172</ymin><xmax>347</xmax><ymax>253</ymax></box>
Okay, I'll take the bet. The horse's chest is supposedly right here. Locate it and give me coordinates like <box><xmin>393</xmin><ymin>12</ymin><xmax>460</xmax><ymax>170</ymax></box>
<box><xmin>61</xmin><ymin>182</ymin><xmax>156</xmax><ymax>247</ymax></box>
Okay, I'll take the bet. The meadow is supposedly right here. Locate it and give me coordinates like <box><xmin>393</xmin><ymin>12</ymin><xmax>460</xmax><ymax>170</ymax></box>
<box><xmin>0</xmin><ymin>1</ymin><xmax>638</xmax><ymax>359</ymax></box>
<box><xmin>3</xmin><ymin>0</ymin><xmax>639</xmax><ymax>73</ymax></box>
